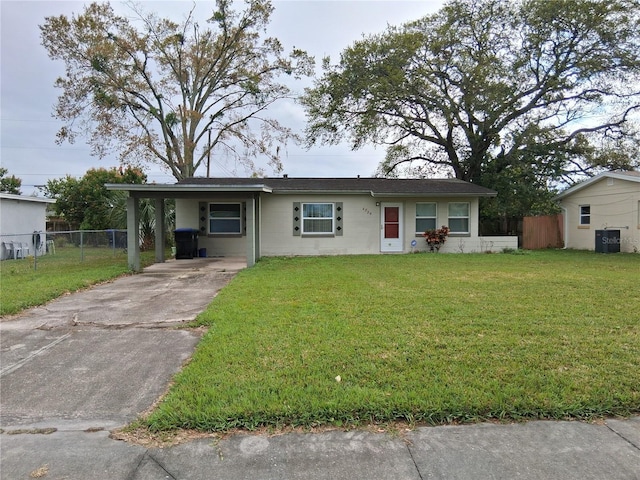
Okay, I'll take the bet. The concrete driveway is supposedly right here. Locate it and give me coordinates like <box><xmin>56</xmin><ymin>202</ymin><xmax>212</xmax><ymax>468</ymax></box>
<box><xmin>0</xmin><ymin>257</ymin><xmax>246</xmax><ymax>431</ymax></box>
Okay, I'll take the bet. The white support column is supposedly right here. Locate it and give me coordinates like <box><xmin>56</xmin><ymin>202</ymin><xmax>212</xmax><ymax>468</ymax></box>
<box><xmin>154</xmin><ymin>197</ymin><xmax>165</xmax><ymax>263</ymax></box>
<box><xmin>255</xmin><ymin>194</ymin><xmax>261</xmax><ymax>263</ymax></box>
<box><xmin>127</xmin><ymin>196</ymin><xmax>141</xmax><ymax>272</ymax></box>
<box><xmin>246</xmin><ymin>196</ymin><xmax>256</xmax><ymax>267</ymax></box>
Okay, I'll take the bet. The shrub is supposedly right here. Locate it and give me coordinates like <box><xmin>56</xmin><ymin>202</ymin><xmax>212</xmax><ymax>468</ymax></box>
<box><xmin>423</xmin><ymin>226</ymin><xmax>450</xmax><ymax>252</ymax></box>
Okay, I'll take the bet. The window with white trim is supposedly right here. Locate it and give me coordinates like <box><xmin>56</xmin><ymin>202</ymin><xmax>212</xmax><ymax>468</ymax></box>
<box><xmin>579</xmin><ymin>205</ymin><xmax>590</xmax><ymax>226</ymax></box>
<box><xmin>209</xmin><ymin>203</ymin><xmax>242</xmax><ymax>234</ymax></box>
<box><xmin>416</xmin><ymin>203</ymin><xmax>437</xmax><ymax>233</ymax></box>
<box><xmin>302</xmin><ymin>203</ymin><xmax>334</xmax><ymax>234</ymax></box>
<box><xmin>448</xmin><ymin>203</ymin><xmax>469</xmax><ymax>234</ymax></box>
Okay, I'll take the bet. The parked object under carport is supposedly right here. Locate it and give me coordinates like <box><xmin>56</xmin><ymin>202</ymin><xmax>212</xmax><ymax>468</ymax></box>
<box><xmin>174</xmin><ymin>228</ymin><xmax>199</xmax><ymax>259</ymax></box>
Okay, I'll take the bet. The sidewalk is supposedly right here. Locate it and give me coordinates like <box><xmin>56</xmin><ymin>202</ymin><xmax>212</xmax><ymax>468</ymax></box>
<box><xmin>1</xmin><ymin>417</ymin><xmax>639</xmax><ymax>479</ymax></box>
<box><xmin>1</xmin><ymin>257</ymin><xmax>639</xmax><ymax>479</ymax></box>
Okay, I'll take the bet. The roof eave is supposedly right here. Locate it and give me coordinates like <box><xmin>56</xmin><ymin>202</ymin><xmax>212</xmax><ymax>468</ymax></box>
<box><xmin>105</xmin><ymin>183</ymin><xmax>496</xmax><ymax>197</ymax></box>
<box><xmin>105</xmin><ymin>183</ymin><xmax>273</xmax><ymax>193</ymax></box>
<box><xmin>0</xmin><ymin>193</ymin><xmax>56</xmax><ymax>203</ymax></box>
<box><xmin>271</xmin><ymin>189</ymin><xmax>374</xmax><ymax>195</ymax></box>
<box><xmin>271</xmin><ymin>190</ymin><xmax>494</xmax><ymax>197</ymax></box>
<box><xmin>555</xmin><ymin>171</ymin><xmax>640</xmax><ymax>200</ymax></box>
<box><xmin>371</xmin><ymin>192</ymin><xmax>497</xmax><ymax>198</ymax></box>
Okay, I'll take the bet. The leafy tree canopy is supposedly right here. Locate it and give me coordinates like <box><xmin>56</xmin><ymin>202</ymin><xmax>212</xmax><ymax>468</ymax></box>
<box><xmin>44</xmin><ymin>167</ymin><xmax>146</xmax><ymax>230</ymax></box>
<box><xmin>0</xmin><ymin>168</ymin><xmax>22</xmax><ymax>195</ymax></box>
<box><xmin>40</xmin><ymin>0</ymin><xmax>314</xmax><ymax>180</ymax></box>
<box><xmin>302</xmin><ymin>0</ymin><xmax>640</xmax><ymax>217</ymax></box>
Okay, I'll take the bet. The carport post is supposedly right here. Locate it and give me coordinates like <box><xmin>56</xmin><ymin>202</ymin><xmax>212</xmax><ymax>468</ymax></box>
<box><xmin>127</xmin><ymin>196</ymin><xmax>141</xmax><ymax>271</ymax></box>
<box><xmin>154</xmin><ymin>197</ymin><xmax>165</xmax><ymax>263</ymax></box>
<box><xmin>246</xmin><ymin>196</ymin><xmax>256</xmax><ymax>267</ymax></box>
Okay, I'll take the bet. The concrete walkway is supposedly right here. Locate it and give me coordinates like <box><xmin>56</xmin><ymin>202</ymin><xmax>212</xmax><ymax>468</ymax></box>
<box><xmin>1</xmin><ymin>417</ymin><xmax>639</xmax><ymax>479</ymax></box>
<box><xmin>1</xmin><ymin>257</ymin><xmax>639</xmax><ymax>479</ymax></box>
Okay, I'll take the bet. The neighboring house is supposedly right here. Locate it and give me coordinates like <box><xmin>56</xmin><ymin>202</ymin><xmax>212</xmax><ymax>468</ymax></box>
<box><xmin>555</xmin><ymin>171</ymin><xmax>640</xmax><ymax>253</ymax></box>
<box><xmin>0</xmin><ymin>193</ymin><xmax>56</xmax><ymax>260</ymax></box>
<box><xmin>108</xmin><ymin>177</ymin><xmax>518</xmax><ymax>271</ymax></box>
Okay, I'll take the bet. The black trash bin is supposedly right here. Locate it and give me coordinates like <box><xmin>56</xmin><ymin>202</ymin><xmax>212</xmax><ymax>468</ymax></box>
<box><xmin>174</xmin><ymin>228</ymin><xmax>199</xmax><ymax>259</ymax></box>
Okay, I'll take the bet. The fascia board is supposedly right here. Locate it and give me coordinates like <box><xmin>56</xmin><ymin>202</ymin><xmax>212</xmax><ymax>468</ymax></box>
<box><xmin>271</xmin><ymin>190</ymin><xmax>495</xmax><ymax>197</ymax></box>
<box><xmin>370</xmin><ymin>192</ymin><xmax>496</xmax><ymax>198</ymax></box>
<box><xmin>105</xmin><ymin>184</ymin><xmax>272</xmax><ymax>193</ymax></box>
<box><xmin>0</xmin><ymin>193</ymin><xmax>56</xmax><ymax>203</ymax></box>
<box><xmin>270</xmin><ymin>189</ymin><xmax>374</xmax><ymax>195</ymax></box>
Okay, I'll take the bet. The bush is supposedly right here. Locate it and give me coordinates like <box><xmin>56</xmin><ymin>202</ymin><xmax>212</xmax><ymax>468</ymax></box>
<box><xmin>423</xmin><ymin>226</ymin><xmax>450</xmax><ymax>252</ymax></box>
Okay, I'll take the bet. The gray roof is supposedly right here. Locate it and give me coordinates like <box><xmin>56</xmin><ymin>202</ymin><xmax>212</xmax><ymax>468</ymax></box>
<box><xmin>175</xmin><ymin>177</ymin><xmax>497</xmax><ymax>197</ymax></box>
<box><xmin>0</xmin><ymin>193</ymin><xmax>56</xmax><ymax>203</ymax></box>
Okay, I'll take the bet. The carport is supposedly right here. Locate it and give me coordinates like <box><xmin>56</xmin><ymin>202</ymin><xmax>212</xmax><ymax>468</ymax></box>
<box><xmin>106</xmin><ymin>182</ymin><xmax>271</xmax><ymax>271</ymax></box>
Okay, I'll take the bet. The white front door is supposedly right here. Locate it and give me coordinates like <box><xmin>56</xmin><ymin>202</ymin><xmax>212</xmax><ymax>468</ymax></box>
<box><xmin>381</xmin><ymin>203</ymin><xmax>403</xmax><ymax>252</ymax></box>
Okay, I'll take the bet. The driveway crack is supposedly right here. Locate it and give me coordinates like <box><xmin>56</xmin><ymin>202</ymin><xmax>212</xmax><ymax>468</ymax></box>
<box><xmin>0</xmin><ymin>332</ymin><xmax>71</xmax><ymax>378</ymax></box>
<box><xmin>38</xmin><ymin>321</ymin><xmax>190</xmax><ymax>331</ymax></box>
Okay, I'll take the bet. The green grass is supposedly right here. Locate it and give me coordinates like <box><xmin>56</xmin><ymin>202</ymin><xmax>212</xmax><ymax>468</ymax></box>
<box><xmin>144</xmin><ymin>250</ymin><xmax>640</xmax><ymax>432</ymax></box>
<box><xmin>0</xmin><ymin>246</ymin><xmax>160</xmax><ymax>316</ymax></box>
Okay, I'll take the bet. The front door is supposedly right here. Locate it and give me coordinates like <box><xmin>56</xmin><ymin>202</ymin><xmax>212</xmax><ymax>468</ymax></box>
<box><xmin>381</xmin><ymin>203</ymin><xmax>403</xmax><ymax>252</ymax></box>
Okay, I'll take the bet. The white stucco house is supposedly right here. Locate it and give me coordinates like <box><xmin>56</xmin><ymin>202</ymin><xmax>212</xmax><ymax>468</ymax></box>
<box><xmin>555</xmin><ymin>171</ymin><xmax>640</xmax><ymax>253</ymax></box>
<box><xmin>0</xmin><ymin>193</ymin><xmax>56</xmax><ymax>260</ymax></box>
<box><xmin>108</xmin><ymin>177</ymin><xmax>518</xmax><ymax>271</ymax></box>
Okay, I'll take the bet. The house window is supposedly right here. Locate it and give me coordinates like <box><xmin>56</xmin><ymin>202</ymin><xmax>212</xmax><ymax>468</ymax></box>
<box><xmin>448</xmin><ymin>203</ymin><xmax>469</xmax><ymax>234</ymax></box>
<box><xmin>302</xmin><ymin>203</ymin><xmax>334</xmax><ymax>234</ymax></box>
<box><xmin>209</xmin><ymin>203</ymin><xmax>242</xmax><ymax>234</ymax></box>
<box><xmin>579</xmin><ymin>205</ymin><xmax>590</xmax><ymax>226</ymax></box>
<box><xmin>416</xmin><ymin>203</ymin><xmax>437</xmax><ymax>233</ymax></box>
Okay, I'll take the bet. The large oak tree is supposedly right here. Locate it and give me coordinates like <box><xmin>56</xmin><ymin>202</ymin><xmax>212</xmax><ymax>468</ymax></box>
<box><xmin>41</xmin><ymin>0</ymin><xmax>314</xmax><ymax>180</ymax></box>
<box><xmin>302</xmin><ymin>0</ymin><xmax>640</xmax><ymax>218</ymax></box>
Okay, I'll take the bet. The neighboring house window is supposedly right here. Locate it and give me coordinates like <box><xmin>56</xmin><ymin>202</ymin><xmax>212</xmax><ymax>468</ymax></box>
<box><xmin>416</xmin><ymin>203</ymin><xmax>437</xmax><ymax>233</ymax></box>
<box><xmin>448</xmin><ymin>203</ymin><xmax>470</xmax><ymax>234</ymax></box>
<box><xmin>209</xmin><ymin>203</ymin><xmax>242</xmax><ymax>234</ymax></box>
<box><xmin>302</xmin><ymin>203</ymin><xmax>334</xmax><ymax>234</ymax></box>
<box><xmin>579</xmin><ymin>205</ymin><xmax>590</xmax><ymax>226</ymax></box>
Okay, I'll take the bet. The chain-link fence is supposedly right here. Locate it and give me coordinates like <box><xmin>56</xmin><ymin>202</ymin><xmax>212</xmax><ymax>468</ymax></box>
<box><xmin>1</xmin><ymin>230</ymin><xmax>128</xmax><ymax>264</ymax></box>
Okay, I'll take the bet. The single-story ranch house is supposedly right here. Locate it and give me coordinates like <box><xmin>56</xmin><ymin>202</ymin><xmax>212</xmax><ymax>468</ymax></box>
<box><xmin>555</xmin><ymin>170</ymin><xmax>640</xmax><ymax>253</ymax></box>
<box><xmin>107</xmin><ymin>177</ymin><xmax>518</xmax><ymax>271</ymax></box>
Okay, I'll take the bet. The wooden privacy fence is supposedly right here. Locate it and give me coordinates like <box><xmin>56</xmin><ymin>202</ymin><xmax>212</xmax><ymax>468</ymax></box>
<box><xmin>523</xmin><ymin>214</ymin><xmax>564</xmax><ymax>249</ymax></box>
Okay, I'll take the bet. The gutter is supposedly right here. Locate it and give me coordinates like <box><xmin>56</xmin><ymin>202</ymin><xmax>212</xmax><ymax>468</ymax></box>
<box><xmin>560</xmin><ymin>206</ymin><xmax>568</xmax><ymax>249</ymax></box>
<box><xmin>105</xmin><ymin>183</ymin><xmax>497</xmax><ymax>197</ymax></box>
<box><xmin>272</xmin><ymin>190</ymin><xmax>496</xmax><ymax>197</ymax></box>
<box><xmin>369</xmin><ymin>192</ymin><xmax>497</xmax><ymax>198</ymax></box>
<box><xmin>270</xmin><ymin>189</ymin><xmax>374</xmax><ymax>195</ymax></box>
<box><xmin>105</xmin><ymin>183</ymin><xmax>273</xmax><ymax>193</ymax></box>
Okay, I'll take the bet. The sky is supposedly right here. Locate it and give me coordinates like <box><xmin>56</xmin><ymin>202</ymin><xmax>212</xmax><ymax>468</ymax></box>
<box><xmin>1</xmin><ymin>0</ymin><xmax>444</xmax><ymax>195</ymax></box>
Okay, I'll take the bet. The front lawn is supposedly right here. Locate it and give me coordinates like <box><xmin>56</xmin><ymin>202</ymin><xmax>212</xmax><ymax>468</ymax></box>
<box><xmin>142</xmin><ymin>250</ymin><xmax>639</xmax><ymax>431</ymax></box>
<box><xmin>0</xmin><ymin>247</ymin><xmax>160</xmax><ymax>316</ymax></box>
